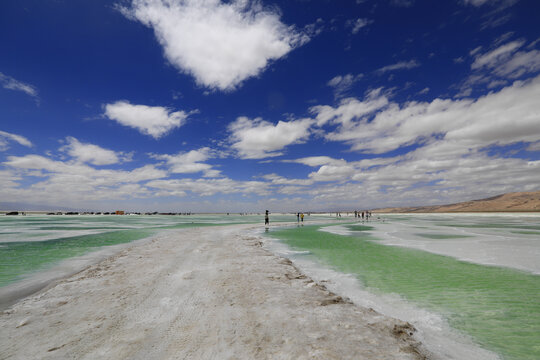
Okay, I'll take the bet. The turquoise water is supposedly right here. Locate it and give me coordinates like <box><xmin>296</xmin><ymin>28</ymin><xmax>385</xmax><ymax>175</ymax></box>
<box><xmin>0</xmin><ymin>213</ymin><xmax>306</xmax><ymax>288</ymax></box>
<box><xmin>269</xmin><ymin>215</ymin><xmax>540</xmax><ymax>360</ymax></box>
<box><xmin>0</xmin><ymin>228</ymin><xmax>154</xmax><ymax>287</ymax></box>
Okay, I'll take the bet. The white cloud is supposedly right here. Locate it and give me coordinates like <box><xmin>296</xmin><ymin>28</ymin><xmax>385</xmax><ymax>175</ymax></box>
<box><xmin>228</xmin><ymin>116</ymin><xmax>313</xmax><ymax>159</ymax></box>
<box><xmin>0</xmin><ymin>72</ymin><xmax>38</xmax><ymax>100</ymax></box>
<box><xmin>487</xmin><ymin>79</ymin><xmax>507</xmax><ymax>88</ymax></box>
<box><xmin>471</xmin><ymin>40</ymin><xmax>525</xmax><ymax>70</ymax></box>
<box><xmin>470</xmin><ymin>46</ymin><xmax>483</xmax><ymax>57</ymax></box>
<box><xmin>308</xmin><ymin>164</ymin><xmax>356</xmax><ymax>182</ymax></box>
<box><xmin>0</xmin><ymin>130</ymin><xmax>33</xmax><ymax>151</ymax></box>
<box><xmin>260</xmin><ymin>173</ymin><xmax>313</xmax><ymax>186</ymax></box>
<box><xmin>61</xmin><ymin>137</ymin><xmax>130</xmax><ymax>165</ymax></box>
<box><xmin>272</xmin><ymin>147</ymin><xmax>540</xmax><ymax>209</ymax></box>
<box><xmin>375</xmin><ymin>60</ymin><xmax>420</xmax><ymax>74</ymax></box>
<box><xmin>327</xmin><ymin>73</ymin><xmax>363</xmax><ymax>98</ymax></box>
<box><xmin>2</xmin><ymin>154</ymin><xmax>168</xmax><ymax>205</ymax></box>
<box><xmin>457</xmin><ymin>39</ymin><xmax>540</xmax><ymax>96</ymax></box>
<box><xmin>287</xmin><ymin>156</ymin><xmax>347</xmax><ymax>167</ymax></box>
<box><xmin>312</xmin><ymin>74</ymin><xmax>540</xmax><ymax>154</ymax></box>
<box><xmin>461</xmin><ymin>0</ymin><xmax>518</xmax><ymax>9</ymax></box>
<box><xmin>347</xmin><ymin>18</ymin><xmax>373</xmax><ymax>34</ymax></box>
<box><xmin>312</xmin><ymin>88</ymin><xmax>389</xmax><ymax>127</ymax></box>
<box><xmin>151</xmin><ymin>147</ymin><xmax>220</xmax><ymax>177</ymax></box>
<box><xmin>120</xmin><ymin>0</ymin><xmax>309</xmax><ymax>91</ymax></box>
<box><xmin>1</xmin><ymin>147</ymin><xmax>273</xmax><ymax>207</ymax></box>
<box><xmin>480</xmin><ymin>13</ymin><xmax>511</xmax><ymax>29</ymax></box>
<box><xmin>4</xmin><ymin>155</ymin><xmax>166</xmax><ymax>183</ymax></box>
<box><xmin>146</xmin><ymin>177</ymin><xmax>270</xmax><ymax>197</ymax></box>
<box><xmin>202</xmin><ymin>169</ymin><xmax>222</xmax><ymax>178</ymax></box>
<box><xmin>104</xmin><ymin>101</ymin><xmax>193</xmax><ymax>139</ymax></box>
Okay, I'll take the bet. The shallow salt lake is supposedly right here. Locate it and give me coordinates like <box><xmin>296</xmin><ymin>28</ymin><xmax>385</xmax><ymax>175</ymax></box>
<box><xmin>266</xmin><ymin>213</ymin><xmax>540</xmax><ymax>360</ymax></box>
<box><xmin>358</xmin><ymin>213</ymin><xmax>540</xmax><ymax>274</ymax></box>
<box><xmin>0</xmin><ymin>213</ymin><xmax>311</xmax><ymax>288</ymax></box>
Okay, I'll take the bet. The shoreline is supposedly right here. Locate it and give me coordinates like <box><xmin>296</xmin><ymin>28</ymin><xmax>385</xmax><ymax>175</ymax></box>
<box><xmin>0</xmin><ymin>233</ymin><xmax>162</xmax><ymax>311</ymax></box>
<box><xmin>0</xmin><ymin>223</ymin><xmax>427</xmax><ymax>359</ymax></box>
<box><xmin>263</xmin><ymin>224</ymin><xmax>503</xmax><ymax>360</ymax></box>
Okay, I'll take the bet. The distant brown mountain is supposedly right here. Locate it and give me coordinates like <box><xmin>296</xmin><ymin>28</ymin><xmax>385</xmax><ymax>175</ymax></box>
<box><xmin>373</xmin><ymin>191</ymin><xmax>540</xmax><ymax>213</ymax></box>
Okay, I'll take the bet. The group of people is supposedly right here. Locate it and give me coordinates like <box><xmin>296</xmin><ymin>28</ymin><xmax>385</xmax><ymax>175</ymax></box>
<box><xmin>264</xmin><ymin>210</ymin><xmax>307</xmax><ymax>227</ymax></box>
<box><xmin>354</xmin><ymin>210</ymin><xmax>372</xmax><ymax>220</ymax></box>
<box><xmin>264</xmin><ymin>210</ymin><xmax>373</xmax><ymax>227</ymax></box>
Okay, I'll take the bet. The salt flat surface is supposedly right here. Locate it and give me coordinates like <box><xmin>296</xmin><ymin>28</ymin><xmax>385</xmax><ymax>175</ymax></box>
<box><xmin>264</xmin><ymin>229</ymin><xmax>501</xmax><ymax>360</ymax></box>
<box><xmin>322</xmin><ymin>213</ymin><xmax>540</xmax><ymax>274</ymax></box>
<box><xmin>0</xmin><ymin>224</ymin><xmax>423</xmax><ymax>360</ymax></box>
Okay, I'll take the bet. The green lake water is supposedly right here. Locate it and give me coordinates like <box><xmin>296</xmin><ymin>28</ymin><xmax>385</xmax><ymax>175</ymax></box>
<box><xmin>0</xmin><ymin>214</ymin><xmax>305</xmax><ymax>288</ymax></box>
<box><xmin>270</xmin><ymin>223</ymin><xmax>540</xmax><ymax>360</ymax></box>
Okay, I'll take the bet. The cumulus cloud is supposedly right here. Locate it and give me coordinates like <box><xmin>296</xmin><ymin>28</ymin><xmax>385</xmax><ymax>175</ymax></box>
<box><xmin>312</xmin><ymin>88</ymin><xmax>389</xmax><ymax>127</ymax></box>
<box><xmin>2</xmin><ymin>154</ymin><xmax>168</xmax><ymax>205</ymax></box>
<box><xmin>4</xmin><ymin>155</ymin><xmax>166</xmax><ymax>183</ymax></box>
<box><xmin>312</xmin><ymin>75</ymin><xmax>540</xmax><ymax>154</ymax></box>
<box><xmin>287</xmin><ymin>156</ymin><xmax>347</xmax><ymax>167</ymax></box>
<box><xmin>273</xmin><ymin>145</ymin><xmax>539</xmax><ymax>209</ymax></box>
<box><xmin>151</xmin><ymin>147</ymin><xmax>220</xmax><ymax>177</ymax></box>
<box><xmin>260</xmin><ymin>173</ymin><xmax>313</xmax><ymax>186</ymax></box>
<box><xmin>457</xmin><ymin>38</ymin><xmax>540</xmax><ymax>96</ymax></box>
<box><xmin>1</xmin><ymin>149</ymin><xmax>267</xmax><ymax>207</ymax></box>
<box><xmin>375</xmin><ymin>60</ymin><xmax>420</xmax><ymax>74</ymax></box>
<box><xmin>308</xmin><ymin>164</ymin><xmax>356</xmax><ymax>182</ymax></box>
<box><xmin>120</xmin><ymin>0</ymin><xmax>309</xmax><ymax>91</ymax></box>
<box><xmin>228</xmin><ymin>116</ymin><xmax>313</xmax><ymax>159</ymax></box>
<box><xmin>0</xmin><ymin>130</ymin><xmax>33</xmax><ymax>151</ymax></box>
<box><xmin>104</xmin><ymin>101</ymin><xmax>193</xmax><ymax>139</ymax></box>
<box><xmin>146</xmin><ymin>177</ymin><xmax>270</xmax><ymax>197</ymax></box>
<box><xmin>0</xmin><ymin>72</ymin><xmax>38</xmax><ymax>101</ymax></box>
<box><xmin>471</xmin><ymin>40</ymin><xmax>540</xmax><ymax>78</ymax></box>
<box><xmin>61</xmin><ymin>137</ymin><xmax>131</xmax><ymax>165</ymax></box>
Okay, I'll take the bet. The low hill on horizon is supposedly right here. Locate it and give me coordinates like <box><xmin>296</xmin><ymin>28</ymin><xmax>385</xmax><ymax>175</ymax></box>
<box><xmin>373</xmin><ymin>191</ymin><xmax>540</xmax><ymax>213</ymax></box>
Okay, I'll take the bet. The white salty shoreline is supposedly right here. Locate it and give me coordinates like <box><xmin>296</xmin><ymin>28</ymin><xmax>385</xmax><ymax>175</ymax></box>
<box><xmin>0</xmin><ymin>223</ymin><xmax>425</xmax><ymax>359</ymax></box>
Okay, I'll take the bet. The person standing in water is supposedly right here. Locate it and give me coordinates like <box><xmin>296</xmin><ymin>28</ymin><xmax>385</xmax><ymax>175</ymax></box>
<box><xmin>265</xmin><ymin>210</ymin><xmax>269</xmax><ymax>226</ymax></box>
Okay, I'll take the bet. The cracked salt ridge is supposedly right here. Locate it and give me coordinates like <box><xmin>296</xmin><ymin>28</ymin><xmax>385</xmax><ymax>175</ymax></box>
<box><xmin>1</xmin><ymin>224</ymin><xmax>425</xmax><ymax>360</ymax></box>
<box><xmin>0</xmin><ymin>230</ymin><xmax>166</xmax><ymax>311</ymax></box>
<box><xmin>260</xmin><ymin>225</ymin><xmax>500</xmax><ymax>360</ymax></box>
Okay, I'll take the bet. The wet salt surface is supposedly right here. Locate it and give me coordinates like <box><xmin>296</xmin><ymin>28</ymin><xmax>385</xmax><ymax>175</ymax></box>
<box><xmin>0</xmin><ymin>233</ymin><xmax>161</xmax><ymax>310</ymax></box>
<box><xmin>1</xmin><ymin>225</ymin><xmax>423</xmax><ymax>360</ymax></box>
<box><xmin>261</xmin><ymin>227</ymin><xmax>501</xmax><ymax>360</ymax></box>
<box><xmin>263</xmin><ymin>214</ymin><xmax>540</xmax><ymax>360</ymax></box>
<box><xmin>322</xmin><ymin>213</ymin><xmax>540</xmax><ymax>275</ymax></box>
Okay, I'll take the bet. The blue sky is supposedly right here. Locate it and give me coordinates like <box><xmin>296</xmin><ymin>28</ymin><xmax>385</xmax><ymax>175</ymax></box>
<box><xmin>1</xmin><ymin>0</ymin><xmax>539</xmax><ymax>212</ymax></box>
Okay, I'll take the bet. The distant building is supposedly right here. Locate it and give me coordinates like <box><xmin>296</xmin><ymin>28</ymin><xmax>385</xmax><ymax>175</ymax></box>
<box><xmin>115</xmin><ymin>210</ymin><xmax>125</xmax><ymax>215</ymax></box>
